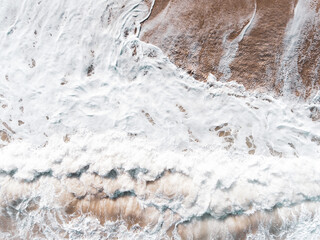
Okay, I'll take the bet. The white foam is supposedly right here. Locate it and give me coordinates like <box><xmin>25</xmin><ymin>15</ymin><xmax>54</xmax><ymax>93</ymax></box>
<box><xmin>1</xmin><ymin>0</ymin><xmax>320</xmax><ymax>238</ymax></box>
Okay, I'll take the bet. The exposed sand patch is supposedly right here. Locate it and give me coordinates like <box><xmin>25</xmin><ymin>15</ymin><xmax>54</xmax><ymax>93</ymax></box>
<box><xmin>141</xmin><ymin>0</ymin><xmax>319</xmax><ymax>96</ymax></box>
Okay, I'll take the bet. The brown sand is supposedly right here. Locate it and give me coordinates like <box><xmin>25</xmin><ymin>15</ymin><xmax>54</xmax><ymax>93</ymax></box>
<box><xmin>1</xmin><ymin>173</ymin><xmax>318</xmax><ymax>239</ymax></box>
<box><xmin>141</xmin><ymin>0</ymin><xmax>320</xmax><ymax>97</ymax></box>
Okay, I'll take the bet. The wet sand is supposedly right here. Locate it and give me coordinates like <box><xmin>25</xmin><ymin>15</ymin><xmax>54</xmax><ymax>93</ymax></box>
<box><xmin>1</xmin><ymin>172</ymin><xmax>319</xmax><ymax>239</ymax></box>
<box><xmin>140</xmin><ymin>0</ymin><xmax>320</xmax><ymax>97</ymax></box>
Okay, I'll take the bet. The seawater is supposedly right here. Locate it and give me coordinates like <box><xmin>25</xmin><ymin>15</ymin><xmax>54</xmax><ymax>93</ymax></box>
<box><xmin>1</xmin><ymin>0</ymin><xmax>320</xmax><ymax>239</ymax></box>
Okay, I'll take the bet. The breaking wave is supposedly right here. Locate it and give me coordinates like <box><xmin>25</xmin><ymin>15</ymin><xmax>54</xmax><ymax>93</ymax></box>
<box><xmin>1</xmin><ymin>0</ymin><xmax>320</xmax><ymax>239</ymax></box>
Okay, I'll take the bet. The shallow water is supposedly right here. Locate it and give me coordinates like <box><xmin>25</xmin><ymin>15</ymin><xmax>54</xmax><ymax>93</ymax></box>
<box><xmin>1</xmin><ymin>0</ymin><xmax>320</xmax><ymax>239</ymax></box>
